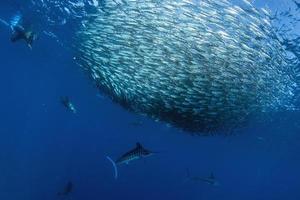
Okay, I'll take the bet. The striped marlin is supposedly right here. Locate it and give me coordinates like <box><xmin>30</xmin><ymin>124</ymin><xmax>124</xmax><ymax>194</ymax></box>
<box><xmin>106</xmin><ymin>142</ymin><xmax>154</xmax><ymax>179</ymax></box>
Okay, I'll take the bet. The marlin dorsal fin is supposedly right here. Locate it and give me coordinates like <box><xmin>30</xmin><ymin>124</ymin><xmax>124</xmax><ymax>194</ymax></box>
<box><xmin>136</xmin><ymin>142</ymin><xmax>142</xmax><ymax>148</ymax></box>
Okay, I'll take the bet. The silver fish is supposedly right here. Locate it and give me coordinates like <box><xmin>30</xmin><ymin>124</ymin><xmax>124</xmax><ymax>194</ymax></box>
<box><xmin>76</xmin><ymin>0</ymin><xmax>299</xmax><ymax>134</ymax></box>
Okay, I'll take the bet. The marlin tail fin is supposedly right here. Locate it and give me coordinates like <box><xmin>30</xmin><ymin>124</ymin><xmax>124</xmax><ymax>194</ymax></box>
<box><xmin>106</xmin><ymin>156</ymin><xmax>118</xmax><ymax>179</ymax></box>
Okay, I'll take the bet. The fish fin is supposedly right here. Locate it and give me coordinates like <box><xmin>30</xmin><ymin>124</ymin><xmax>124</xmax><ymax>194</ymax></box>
<box><xmin>106</xmin><ymin>156</ymin><xmax>118</xmax><ymax>179</ymax></box>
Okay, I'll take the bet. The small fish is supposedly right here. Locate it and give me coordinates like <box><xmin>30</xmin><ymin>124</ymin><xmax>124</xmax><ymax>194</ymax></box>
<box><xmin>61</xmin><ymin>96</ymin><xmax>76</xmax><ymax>113</ymax></box>
<box><xmin>106</xmin><ymin>142</ymin><xmax>154</xmax><ymax>179</ymax></box>
<box><xmin>185</xmin><ymin>169</ymin><xmax>219</xmax><ymax>186</ymax></box>
<box><xmin>57</xmin><ymin>181</ymin><xmax>73</xmax><ymax>196</ymax></box>
<box><xmin>76</xmin><ymin>0</ymin><xmax>298</xmax><ymax>135</ymax></box>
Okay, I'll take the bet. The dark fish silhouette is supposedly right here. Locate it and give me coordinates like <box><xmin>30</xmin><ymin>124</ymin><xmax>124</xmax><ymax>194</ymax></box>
<box><xmin>106</xmin><ymin>142</ymin><xmax>155</xmax><ymax>179</ymax></box>
<box><xmin>61</xmin><ymin>96</ymin><xmax>76</xmax><ymax>113</ymax></box>
<box><xmin>57</xmin><ymin>181</ymin><xmax>73</xmax><ymax>196</ymax></box>
<box><xmin>185</xmin><ymin>169</ymin><xmax>219</xmax><ymax>186</ymax></box>
<box><xmin>10</xmin><ymin>25</ymin><xmax>37</xmax><ymax>49</ymax></box>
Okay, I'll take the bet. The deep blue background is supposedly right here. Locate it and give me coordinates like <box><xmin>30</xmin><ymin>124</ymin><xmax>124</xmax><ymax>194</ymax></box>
<box><xmin>0</xmin><ymin>1</ymin><xmax>300</xmax><ymax>200</ymax></box>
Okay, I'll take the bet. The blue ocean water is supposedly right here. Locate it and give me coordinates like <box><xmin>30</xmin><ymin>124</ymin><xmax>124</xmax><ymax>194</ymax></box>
<box><xmin>0</xmin><ymin>0</ymin><xmax>300</xmax><ymax>200</ymax></box>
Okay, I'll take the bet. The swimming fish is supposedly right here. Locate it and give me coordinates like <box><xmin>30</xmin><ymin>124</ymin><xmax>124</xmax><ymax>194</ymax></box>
<box><xmin>76</xmin><ymin>0</ymin><xmax>300</xmax><ymax>134</ymax></box>
<box><xmin>185</xmin><ymin>169</ymin><xmax>219</xmax><ymax>186</ymax></box>
<box><xmin>10</xmin><ymin>25</ymin><xmax>37</xmax><ymax>49</ymax></box>
<box><xmin>57</xmin><ymin>181</ymin><xmax>73</xmax><ymax>196</ymax></box>
<box><xmin>1</xmin><ymin>13</ymin><xmax>37</xmax><ymax>49</ymax></box>
<box><xmin>106</xmin><ymin>142</ymin><xmax>154</xmax><ymax>179</ymax></box>
<box><xmin>61</xmin><ymin>96</ymin><xmax>76</xmax><ymax>113</ymax></box>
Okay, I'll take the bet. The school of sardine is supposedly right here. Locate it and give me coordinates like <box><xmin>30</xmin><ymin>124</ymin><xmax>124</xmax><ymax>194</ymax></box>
<box><xmin>75</xmin><ymin>0</ymin><xmax>299</xmax><ymax>134</ymax></box>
